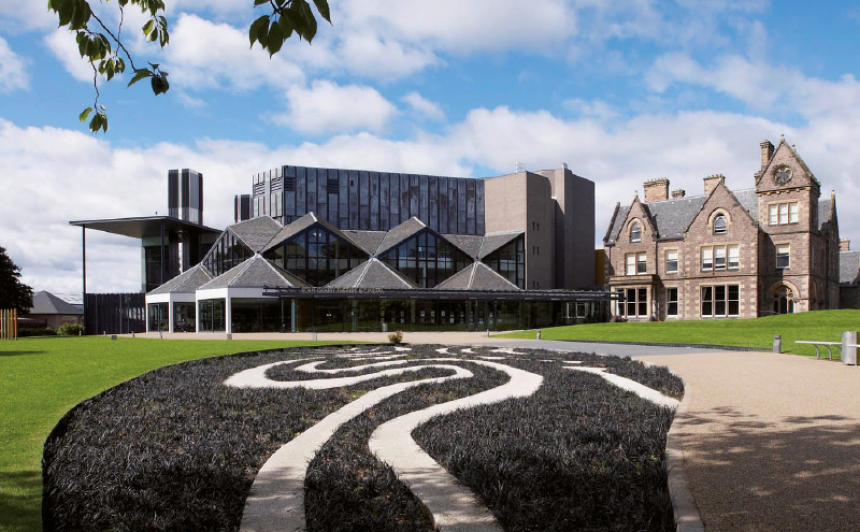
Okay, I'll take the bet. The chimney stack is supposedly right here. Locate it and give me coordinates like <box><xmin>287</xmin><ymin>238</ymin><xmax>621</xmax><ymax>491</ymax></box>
<box><xmin>840</xmin><ymin>239</ymin><xmax>850</xmax><ymax>252</ymax></box>
<box><xmin>671</xmin><ymin>189</ymin><xmax>686</xmax><ymax>199</ymax></box>
<box><xmin>760</xmin><ymin>140</ymin><xmax>774</xmax><ymax>169</ymax></box>
<box><xmin>703</xmin><ymin>174</ymin><xmax>725</xmax><ymax>196</ymax></box>
<box><xmin>643</xmin><ymin>178</ymin><xmax>670</xmax><ymax>202</ymax></box>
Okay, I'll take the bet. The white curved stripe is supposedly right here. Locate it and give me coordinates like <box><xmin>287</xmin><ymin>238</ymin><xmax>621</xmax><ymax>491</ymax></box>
<box><xmin>225</xmin><ymin>360</ymin><xmax>446</xmax><ymax>390</ymax></box>
<box><xmin>238</xmin><ymin>364</ymin><xmax>472</xmax><ymax>532</ymax></box>
<box><xmin>567</xmin><ymin>367</ymin><xmax>679</xmax><ymax>409</ymax></box>
<box><xmin>369</xmin><ymin>359</ymin><xmax>544</xmax><ymax>531</ymax></box>
<box><xmin>293</xmin><ymin>359</ymin><xmax>409</xmax><ymax>374</ymax></box>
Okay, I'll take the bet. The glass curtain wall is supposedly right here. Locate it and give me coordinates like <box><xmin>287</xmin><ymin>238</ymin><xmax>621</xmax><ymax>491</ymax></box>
<box><xmin>266</xmin><ymin>225</ymin><xmax>366</xmax><ymax>286</ymax></box>
<box><xmin>379</xmin><ymin>230</ymin><xmax>471</xmax><ymax>288</ymax></box>
<box><xmin>482</xmin><ymin>235</ymin><xmax>525</xmax><ymax>288</ymax></box>
<box><xmin>147</xmin><ymin>302</ymin><xmax>168</xmax><ymax>331</ymax></box>
<box><xmin>231</xmin><ymin>298</ymin><xmax>287</xmax><ymax>332</ymax></box>
<box><xmin>202</xmin><ymin>231</ymin><xmax>252</xmax><ymax>276</ymax></box>
<box><xmin>173</xmin><ymin>302</ymin><xmax>196</xmax><ymax>332</ymax></box>
<box><xmin>198</xmin><ymin>299</ymin><xmax>226</xmax><ymax>332</ymax></box>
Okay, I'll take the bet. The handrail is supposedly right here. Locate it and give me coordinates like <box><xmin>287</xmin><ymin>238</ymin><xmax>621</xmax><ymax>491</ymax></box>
<box><xmin>795</xmin><ymin>340</ymin><xmax>841</xmax><ymax>360</ymax></box>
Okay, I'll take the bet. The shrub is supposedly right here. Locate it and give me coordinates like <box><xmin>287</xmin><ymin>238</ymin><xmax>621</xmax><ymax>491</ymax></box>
<box><xmin>18</xmin><ymin>327</ymin><xmax>55</xmax><ymax>337</ymax></box>
<box><xmin>56</xmin><ymin>323</ymin><xmax>84</xmax><ymax>336</ymax></box>
<box><xmin>388</xmin><ymin>330</ymin><xmax>403</xmax><ymax>344</ymax></box>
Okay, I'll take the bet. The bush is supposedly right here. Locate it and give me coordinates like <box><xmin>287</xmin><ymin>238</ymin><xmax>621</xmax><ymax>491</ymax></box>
<box><xmin>56</xmin><ymin>323</ymin><xmax>84</xmax><ymax>336</ymax></box>
<box><xmin>388</xmin><ymin>330</ymin><xmax>403</xmax><ymax>344</ymax></box>
<box><xmin>18</xmin><ymin>327</ymin><xmax>55</xmax><ymax>337</ymax></box>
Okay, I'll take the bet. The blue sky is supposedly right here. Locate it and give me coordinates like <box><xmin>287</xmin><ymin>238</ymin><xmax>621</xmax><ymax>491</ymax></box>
<box><xmin>0</xmin><ymin>0</ymin><xmax>858</xmax><ymax>296</ymax></box>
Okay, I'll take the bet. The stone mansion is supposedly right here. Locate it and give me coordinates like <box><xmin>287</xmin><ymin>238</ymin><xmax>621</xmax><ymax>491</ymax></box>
<box><xmin>603</xmin><ymin>136</ymin><xmax>841</xmax><ymax>320</ymax></box>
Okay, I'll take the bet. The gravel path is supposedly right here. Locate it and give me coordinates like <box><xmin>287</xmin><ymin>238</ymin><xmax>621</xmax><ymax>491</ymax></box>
<box><xmin>636</xmin><ymin>351</ymin><xmax>860</xmax><ymax>531</ymax></box>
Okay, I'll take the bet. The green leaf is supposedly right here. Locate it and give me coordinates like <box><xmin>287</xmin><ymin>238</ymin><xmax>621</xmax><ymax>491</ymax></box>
<box><xmin>267</xmin><ymin>19</ymin><xmax>284</xmax><ymax>56</ymax></box>
<box><xmin>299</xmin><ymin>1</ymin><xmax>317</xmax><ymax>42</ymax></box>
<box><xmin>249</xmin><ymin>15</ymin><xmax>269</xmax><ymax>47</ymax></box>
<box><xmin>312</xmin><ymin>0</ymin><xmax>331</xmax><ymax>23</ymax></box>
<box><xmin>78</xmin><ymin>107</ymin><xmax>92</xmax><ymax>123</ymax></box>
<box><xmin>142</xmin><ymin>19</ymin><xmax>154</xmax><ymax>36</ymax></box>
<box><xmin>254</xmin><ymin>0</ymin><xmax>269</xmax><ymax>5</ymax></box>
<box><xmin>127</xmin><ymin>68</ymin><xmax>152</xmax><ymax>87</ymax></box>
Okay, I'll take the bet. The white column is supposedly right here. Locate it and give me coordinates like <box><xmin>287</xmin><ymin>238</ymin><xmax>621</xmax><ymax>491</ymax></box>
<box><xmin>225</xmin><ymin>294</ymin><xmax>232</xmax><ymax>334</ymax></box>
<box><xmin>145</xmin><ymin>303</ymin><xmax>150</xmax><ymax>332</ymax></box>
<box><xmin>195</xmin><ymin>298</ymin><xmax>200</xmax><ymax>334</ymax></box>
<box><xmin>168</xmin><ymin>298</ymin><xmax>175</xmax><ymax>334</ymax></box>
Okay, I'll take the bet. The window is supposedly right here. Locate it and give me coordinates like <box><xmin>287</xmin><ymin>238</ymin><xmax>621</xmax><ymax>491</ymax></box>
<box><xmin>701</xmin><ymin>247</ymin><xmax>713</xmax><ymax>271</ymax></box>
<box><xmin>667</xmin><ymin>288</ymin><xmax>678</xmax><ymax>317</ymax></box>
<box><xmin>621</xmin><ymin>287</ymin><xmax>648</xmax><ymax>317</ymax></box>
<box><xmin>769</xmin><ymin>202</ymin><xmax>799</xmax><ymax>225</ymax></box>
<box><xmin>701</xmin><ymin>245</ymin><xmax>739</xmax><ymax>271</ymax></box>
<box><xmin>483</xmin><ymin>235</ymin><xmax>525</xmax><ymax>288</ymax></box>
<box><xmin>379</xmin><ymin>230</ymin><xmax>471</xmax><ymax>288</ymax></box>
<box><xmin>665</xmin><ymin>250</ymin><xmax>678</xmax><ymax>274</ymax></box>
<box><xmin>630</xmin><ymin>222</ymin><xmax>641</xmax><ymax>243</ymax></box>
<box><xmin>713</xmin><ymin>215</ymin><xmax>727</xmax><ymax>234</ymax></box>
<box><xmin>776</xmin><ymin>244</ymin><xmax>790</xmax><ymax>269</ymax></box>
<box><xmin>701</xmin><ymin>284</ymin><xmax>739</xmax><ymax>317</ymax></box>
<box><xmin>626</xmin><ymin>252</ymin><xmax>646</xmax><ymax>275</ymax></box>
<box><xmin>266</xmin><ymin>225</ymin><xmax>367</xmax><ymax>286</ymax></box>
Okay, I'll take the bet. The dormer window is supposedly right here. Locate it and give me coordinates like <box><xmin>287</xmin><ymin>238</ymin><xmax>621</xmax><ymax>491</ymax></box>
<box><xmin>630</xmin><ymin>222</ymin><xmax>641</xmax><ymax>243</ymax></box>
<box><xmin>713</xmin><ymin>215</ymin><xmax>727</xmax><ymax>235</ymax></box>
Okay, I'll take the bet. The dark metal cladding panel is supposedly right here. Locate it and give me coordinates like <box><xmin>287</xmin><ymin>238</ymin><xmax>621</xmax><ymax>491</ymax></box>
<box><xmin>448</xmin><ymin>179</ymin><xmax>458</xmax><ymax>234</ymax></box>
<box><xmin>297</xmin><ymin>166</ymin><xmax>307</xmax><ymax>216</ymax></box>
<box><xmin>349</xmin><ymin>170</ymin><xmax>359</xmax><ymax>228</ymax></box>
<box><xmin>359</xmin><ymin>170</ymin><xmax>370</xmax><ymax>230</ymax></box>
<box><xmin>285</xmin><ymin>165</ymin><xmax>296</xmax><ymax>219</ymax></box>
<box><xmin>379</xmin><ymin>172</ymin><xmax>390</xmax><ymax>230</ymax></box>
<box><xmin>370</xmin><ymin>172</ymin><xmax>380</xmax><ymax>230</ymax></box>
<box><xmin>409</xmin><ymin>174</ymin><xmax>419</xmax><ymax>219</ymax></box>
<box><xmin>458</xmin><ymin>179</ymin><xmax>467</xmax><ymax>233</ymax></box>
<box><xmin>307</xmin><ymin>167</ymin><xmax>317</xmax><ymax>217</ymax></box>
<box><xmin>181</xmin><ymin>169</ymin><xmax>190</xmax><ymax>221</ymax></box>
<box><xmin>317</xmin><ymin>167</ymin><xmax>328</xmax><ymax>221</ymax></box>
<box><xmin>400</xmin><ymin>174</ymin><xmax>410</xmax><ymax>223</ymax></box>
<box><xmin>428</xmin><ymin>176</ymin><xmax>438</xmax><ymax>231</ymax></box>
<box><xmin>390</xmin><ymin>173</ymin><xmax>401</xmax><ymax>228</ymax></box>
<box><xmin>438</xmin><ymin>177</ymin><xmax>448</xmax><ymax>233</ymax></box>
<box><xmin>466</xmin><ymin>178</ymin><xmax>476</xmax><ymax>234</ymax></box>
<box><xmin>196</xmin><ymin>171</ymin><xmax>204</xmax><ymax>225</ymax></box>
<box><xmin>338</xmin><ymin>169</ymin><xmax>349</xmax><ymax>228</ymax></box>
<box><xmin>419</xmin><ymin>174</ymin><xmax>429</xmax><ymax>225</ymax></box>
<box><xmin>168</xmin><ymin>169</ymin><xmax>179</xmax><ymax>218</ymax></box>
<box><xmin>476</xmin><ymin>179</ymin><xmax>485</xmax><ymax>235</ymax></box>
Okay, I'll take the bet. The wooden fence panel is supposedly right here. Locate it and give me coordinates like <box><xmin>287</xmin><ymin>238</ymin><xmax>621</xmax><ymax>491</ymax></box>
<box><xmin>0</xmin><ymin>309</ymin><xmax>18</xmax><ymax>339</ymax></box>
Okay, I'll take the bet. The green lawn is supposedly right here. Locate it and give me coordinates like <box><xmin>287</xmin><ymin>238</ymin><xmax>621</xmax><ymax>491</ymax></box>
<box><xmin>497</xmin><ymin>309</ymin><xmax>860</xmax><ymax>357</ymax></box>
<box><xmin>0</xmin><ymin>336</ymin><xmax>353</xmax><ymax>532</ymax></box>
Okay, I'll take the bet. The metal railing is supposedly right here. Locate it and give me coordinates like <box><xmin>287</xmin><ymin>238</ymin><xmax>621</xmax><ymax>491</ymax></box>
<box><xmin>795</xmin><ymin>340</ymin><xmax>841</xmax><ymax>360</ymax></box>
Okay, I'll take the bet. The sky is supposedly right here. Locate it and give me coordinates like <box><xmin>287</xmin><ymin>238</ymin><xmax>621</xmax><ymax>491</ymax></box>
<box><xmin>0</xmin><ymin>0</ymin><xmax>858</xmax><ymax>299</ymax></box>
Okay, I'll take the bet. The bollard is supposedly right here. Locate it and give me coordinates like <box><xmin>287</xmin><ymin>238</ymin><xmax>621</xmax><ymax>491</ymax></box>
<box><xmin>486</xmin><ymin>328</ymin><xmax>490</xmax><ymax>337</ymax></box>
<box><xmin>226</xmin><ymin>333</ymin><xmax>232</xmax><ymax>340</ymax></box>
<box><xmin>536</xmin><ymin>330</ymin><xmax>542</xmax><ymax>340</ymax></box>
<box><xmin>110</xmin><ymin>335</ymin><xmax>117</xmax><ymax>341</ymax></box>
<box><xmin>841</xmin><ymin>331</ymin><xmax>857</xmax><ymax>365</ymax></box>
<box><xmin>772</xmin><ymin>335</ymin><xmax>782</xmax><ymax>353</ymax></box>
<box><xmin>131</xmin><ymin>331</ymin><xmax>135</xmax><ymax>339</ymax></box>
<box><xmin>159</xmin><ymin>330</ymin><xmax>163</xmax><ymax>339</ymax></box>
<box><xmin>311</xmin><ymin>331</ymin><xmax>318</xmax><ymax>341</ymax></box>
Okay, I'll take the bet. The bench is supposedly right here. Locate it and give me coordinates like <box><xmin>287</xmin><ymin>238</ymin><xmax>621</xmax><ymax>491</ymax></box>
<box><xmin>795</xmin><ymin>340</ymin><xmax>842</xmax><ymax>360</ymax></box>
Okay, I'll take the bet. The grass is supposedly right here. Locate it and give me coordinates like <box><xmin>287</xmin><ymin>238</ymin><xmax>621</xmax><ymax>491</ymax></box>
<box><xmin>497</xmin><ymin>309</ymin><xmax>860</xmax><ymax>357</ymax></box>
<box><xmin>0</xmin><ymin>336</ymin><xmax>352</xmax><ymax>532</ymax></box>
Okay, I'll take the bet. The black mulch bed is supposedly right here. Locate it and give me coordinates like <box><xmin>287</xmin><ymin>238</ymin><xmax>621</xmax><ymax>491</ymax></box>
<box><xmin>42</xmin><ymin>344</ymin><xmax>682</xmax><ymax>531</ymax></box>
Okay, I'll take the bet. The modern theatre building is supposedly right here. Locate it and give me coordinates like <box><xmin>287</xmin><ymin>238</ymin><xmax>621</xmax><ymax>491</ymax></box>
<box><xmin>144</xmin><ymin>165</ymin><xmax>608</xmax><ymax>333</ymax></box>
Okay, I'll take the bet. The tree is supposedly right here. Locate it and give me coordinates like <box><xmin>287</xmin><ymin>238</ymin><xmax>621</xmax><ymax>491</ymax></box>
<box><xmin>0</xmin><ymin>246</ymin><xmax>34</xmax><ymax>313</ymax></box>
<box><xmin>48</xmin><ymin>0</ymin><xmax>331</xmax><ymax>132</ymax></box>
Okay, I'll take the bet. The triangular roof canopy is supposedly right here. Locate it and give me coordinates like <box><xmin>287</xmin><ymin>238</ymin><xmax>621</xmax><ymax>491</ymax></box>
<box><xmin>375</xmin><ymin>217</ymin><xmax>427</xmax><ymax>255</ymax></box>
<box><xmin>227</xmin><ymin>216</ymin><xmax>283</xmax><ymax>252</ymax></box>
<box><xmin>479</xmin><ymin>231</ymin><xmax>523</xmax><ymax>259</ymax></box>
<box><xmin>199</xmin><ymin>255</ymin><xmax>305</xmax><ymax>290</ymax></box>
<box><xmin>261</xmin><ymin>212</ymin><xmax>365</xmax><ymax>256</ymax></box>
<box><xmin>442</xmin><ymin>233</ymin><xmax>484</xmax><ymax>259</ymax></box>
<box><xmin>326</xmin><ymin>258</ymin><xmax>416</xmax><ymax>289</ymax></box>
<box><xmin>341</xmin><ymin>230</ymin><xmax>387</xmax><ymax>256</ymax></box>
<box><xmin>434</xmin><ymin>262</ymin><xmax>520</xmax><ymax>291</ymax></box>
<box><xmin>147</xmin><ymin>264</ymin><xmax>212</xmax><ymax>295</ymax></box>
<box><xmin>28</xmin><ymin>291</ymin><xmax>82</xmax><ymax>315</ymax></box>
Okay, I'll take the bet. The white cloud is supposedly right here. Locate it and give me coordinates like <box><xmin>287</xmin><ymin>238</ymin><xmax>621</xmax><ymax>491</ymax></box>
<box><xmin>0</xmin><ymin>1</ymin><xmax>55</xmax><ymax>30</ymax></box>
<box><xmin>0</xmin><ymin>37</ymin><xmax>28</xmax><ymax>92</ymax></box>
<box><xmin>402</xmin><ymin>91</ymin><xmax>445</xmax><ymax>121</ymax></box>
<box><xmin>271</xmin><ymin>80</ymin><xmax>397</xmax><ymax>135</ymax></box>
<box><xmin>44</xmin><ymin>30</ymin><xmax>95</xmax><ymax>83</ymax></box>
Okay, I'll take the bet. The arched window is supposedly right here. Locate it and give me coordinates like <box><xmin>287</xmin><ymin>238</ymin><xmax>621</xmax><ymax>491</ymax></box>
<box><xmin>713</xmin><ymin>215</ymin><xmax>727</xmax><ymax>235</ymax></box>
<box><xmin>772</xmin><ymin>287</ymin><xmax>794</xmax><ymax>314</ymax></box>
<box><xmin>630</xmin><ymin>222</ymin><xmax>641</xmax><ymax>243</ymax></box>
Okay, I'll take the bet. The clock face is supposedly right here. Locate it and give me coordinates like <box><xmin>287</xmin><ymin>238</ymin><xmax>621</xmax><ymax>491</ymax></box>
<box><xmin>775</xmin><ymin>166</ymin><xmax>792</xmax><ymax>185</ymax></box>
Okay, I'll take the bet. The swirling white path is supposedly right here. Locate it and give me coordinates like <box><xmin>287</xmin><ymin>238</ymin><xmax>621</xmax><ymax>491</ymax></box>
<box><xmin>565</xmin><ymin>365</ymin><xmax>679</xmax><ymax>409</ymax></box>
<box><xmin>225</xmin><ymin>350</ymin><xmax>543</xmax><ymax>532</ymax></box>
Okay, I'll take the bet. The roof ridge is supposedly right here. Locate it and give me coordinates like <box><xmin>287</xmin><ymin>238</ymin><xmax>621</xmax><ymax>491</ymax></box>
<box><xmin>475</xmin><ymin>262</ymin><xmax>520</xmax><ymax>290</ymax></box>
<box><xmin>467</xmin><ymin>262</ymin><xmax>478</xmax><ymax>288</ymax></box>
<box><xmin>226</xmin><ymin>255</ymin><xmax>257</xmax><ymax>287</ymax></box>
<box><xmin>354</xmin><ymin>259</ymin><xmax>374</xmax><ymax>288</ymax></box>
<box><xmin>259</xmin><ymin>254</ymin><xmax>293</xmax><ymax>287</ymax></box>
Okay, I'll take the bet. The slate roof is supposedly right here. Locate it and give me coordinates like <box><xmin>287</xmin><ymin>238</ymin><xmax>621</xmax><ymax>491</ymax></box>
<box><xmin>148</xmin><ymin>264</ymin><xmax>212</xmax><ymax>295</ymax></box>
<box><xmin>375</xmin><ymin>217</ymin><xmax>426</xmax><ymax>255</ymax></box>
<box><xmin>199</xmin><ymin>255</ymin><xmax>305</xmax><ymax>290</ymax></box>
<box><xmin>442</xmin><ymin>234</ymin><xmax>484</xmax><ymax>258</ymax></box>
<box><xmin>261</xmin><ymin>213</ymin><xmax>318</xmax><ymax>253</ymax></box>
<box><xmin>28</xmin><ymin>291</ymin><xmax>82</xmax><ymax>315</ymax></box>
<box><xmin>818</xmin><ymin>199</ymin><xmax>832</xmax><ymax>231</ymax></box>
<box><xmin>228</xmin><ymin>216</ymin><xmax>282</xmax><ymax>252</ymax></box>
<box><xmin>435</xmin><ymin>262</ymin><xmax>520</xmax><ymax>291</ymax></box>
<box><xmin>326</xmin><ymin>258</ymin><xmax>415</xmax><ymax>289</ymax></box>
<box><xmin>342</xmin><ymin>230</ymin><xmax>387</xmax><ymax>256</ymax></box>
<box><xmin>479</xmin><ymin>231</ymin><xmax>523</xmax><ymax>259</ymax></box>
<box><xmin>839</xmin><ymin>250</ymin><xmax>859</xmax><ymax>285</ymax></box>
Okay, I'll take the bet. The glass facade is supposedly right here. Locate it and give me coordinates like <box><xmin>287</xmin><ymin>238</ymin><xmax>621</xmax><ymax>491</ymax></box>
<box><xmin>147</xmin><ymin>302</ymin><xmax>169</xmax><ymax>331</ymax></box>
<box><xmin>379</xmin><ymin>230</ymin><xmax>471</xmax><ymax>288</ymax></box>
<box><xmin>202</xmin><ymin>231</ymin><xmax>252</xmax><ymax>277</ymax></box>
<box><xmin>173</xmin><ymin>302</ymin><xmax>196</xmax><ymax>332</ymax></box>
<box><xmin>482</xmin><ymin>235</ymin><xmax>525</xmax><ymax>288</ymax></box>
<box><xmin>266</xmin><ymin>225</ymin><xmax>367</xmax><ymax>286</ymax></box>
<box><xmin>198</xmin><ymin>299</ymin><xmax>226</xmax><ymax>332</ymax></box>
<box><xmin>231</xmin><ymin>298</ymin><xmax>287</xmax><ymax>332</ymax></box>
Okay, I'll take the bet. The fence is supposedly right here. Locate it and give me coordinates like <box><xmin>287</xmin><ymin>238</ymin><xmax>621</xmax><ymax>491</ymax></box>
<box><xmin>85</xmin><ymin>293</ymin><xmax>146</xmax><ymax>335</ymax></box>
<box><xmin>0</xmin><ymin>309</ymin><xmax>18</xmax><ymax>339</ymax></box>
